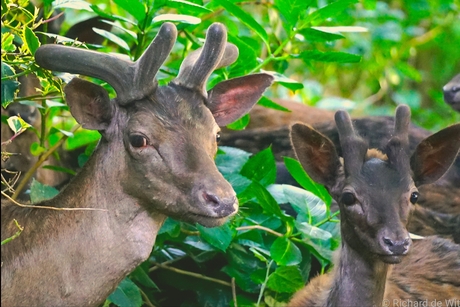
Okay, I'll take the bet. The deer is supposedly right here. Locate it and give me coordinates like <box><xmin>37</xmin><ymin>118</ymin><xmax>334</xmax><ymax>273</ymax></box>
<box><xmin>1</xmin><ymin>22</ymin><xmax>274</xmax><ymax>307</ymax></box>
<box><xmin>288</xmin><ymin>105</ymin><xmax>460</xmax><ymax>307</ymax></box>
<box><xmin>443</xmin><ymin>73</ymin><xmax>460</xmax><ymax>112</ymax></box>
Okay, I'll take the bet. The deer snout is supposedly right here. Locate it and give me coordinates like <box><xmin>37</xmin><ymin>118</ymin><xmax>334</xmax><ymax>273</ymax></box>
<box><xmin>382</xmin><ymin>236</ymin><xmax>411</xmax><ymax>255</ymax></box>
<box><xmin>202</xmin><ymin>191</ymin><xmax>237</xmax><ymax>217</ymax></box>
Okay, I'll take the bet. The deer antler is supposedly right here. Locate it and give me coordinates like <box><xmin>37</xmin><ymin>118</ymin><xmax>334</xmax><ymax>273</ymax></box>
<box><xmin>173</xmin><ymin>23</ymin><xmax>239</xmax><ymax>96</ymax></box>
<box><xmin>386</xmin><ymin>105</ymin><xmax>411</xmax><ymax>171</ymax></box>
<box><xmin>35</xmin><ymin>22</ymin><xmax>177</xmax><ymax>105</ymax></box>
<box><xmin>335</xmin><ymin>110</ymin><xmax>368</xmax><ymax>176</ymax></box>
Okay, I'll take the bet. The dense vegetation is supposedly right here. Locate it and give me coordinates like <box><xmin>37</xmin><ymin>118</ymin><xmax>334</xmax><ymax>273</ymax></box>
<box><xmin>2</xmin><ymin>0</ymin><xmax>459</xmax><ymax>306</ymax></box>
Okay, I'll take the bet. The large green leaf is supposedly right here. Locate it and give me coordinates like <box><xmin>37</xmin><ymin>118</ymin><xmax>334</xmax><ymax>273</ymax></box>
<box><xmin>214</xmin><ymin>0</ymin><xmax>269</xmax><ymax>47</ymax></box>
<box><xmin>23</xmin><ymin>25</ymin><xmax>40</xmax><ymax>55</ymax></box>
<box><xmin>215</xmin><ymin>146</ymin><xmax>251</xmax><ymax>175</ymax></box>
<box><xmin>226</xmin><ymin>113</ymin><xmax>250</xmax><ymax>130</ymax></box>
<box><xmin>113</xmin><ymin>0</ymin><xmax>146</xmax><ymax>23</ymax></box>
<box><xmin>298</xmin><ymin>50</ymin><xmax>362</xmax><ymax>63</ymax></box>
<box><xmin>92</xmin><ymin>28</ymin><xmax>130</xmax><ymax>52</ymax></box>
<box><xmin>257</xmin><ymin>96</ymin><xmax>290</xmax><ymax>112</ymax></box>
<box><xmin>240</xmin><ymin>147</ymin><xmax>276</xmax><ymax>187</ymax></box>
<box><xmin>300</xmin><ymin>0</ymin><xmax>358</xmax><ymax>27</ymax></box>
<box><xmin>266</xmin><ymin>266</ymin><xmax>304</xmax><ymax>293</ymax></box>
<box><xmin>196</xmin><ymin>222</ymin><xmax>235</xmax><ymax>252</ymax></box>
<box><xmin>30</xmin><ymin>179</ymin><xmax>59</xmax><ymax>203</ymax></box>
<box><xmin>270</xmin><ymin>236</ymin><xmax>302</xmax><ymax>266</ymax></box>
<box><xmin>299</xmin><ymin>27</ymin><xmax>345</xmax><ymax>42</ymax></box>
<box><xmin>283</xmin><ymin>157</ymin><xmax>331</xmax><ymax>205</ymax></box>
<box><xmin>108</xmin><ymin>278</ymin><xmax>142</xmax><ymax>307</ymax></box>
<box><xmin>168</xmin><ymin>0</ymin><xmax>212</xmax><ymax>14</ymax></box>
<box><xmin>275</xmin><ymin>0</ymin><xmax>312</xmax><ymax>28</ymax></box>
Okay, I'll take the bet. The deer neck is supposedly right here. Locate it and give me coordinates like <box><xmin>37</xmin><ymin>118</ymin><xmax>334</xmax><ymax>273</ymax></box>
<box><xmin>327</xmin><ymin>239</ymin><xmax>389</xmax><ymax>307</ymax></box>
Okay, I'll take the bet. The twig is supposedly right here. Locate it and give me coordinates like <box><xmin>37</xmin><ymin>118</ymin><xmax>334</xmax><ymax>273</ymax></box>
<box><xmin>12</xmin><ymin>124</ymin><xmax>81</xmax><ymax>199</ymax></box>
<box><xmin>236</xmin><ymin>225</ymin><xmax>283</xmax><ymax>237</ymax></box>
<box><xmin>232</xmin><ymin>277</ymin><xmax>238</xmax><ymax>307</ymax></box>
<box><xmin>1</xmin><ymin>219</ymin><xmax>24</xmax><ymax>245</ymax></box>
<box><xmin>151</xmin><ymin>261</ymin><xmax>232</xmax><ymax>287</ymax></box>
<box><xmin>149</xmin><ymin>256</ymin><xmax>186</xmax><ymax>273</ymax></box>
<box><xmin>314</xmin><ymin>211</ymin><xmax>341</xmax><ymax>228</ymax></box>
<box><xmin>139</xmin><ymin>288</ymin><xmax>156</xmax><ymax>307</ymax></box>
<box><xmin>2</xmin><ymin>191</ymin><xmax>107</xmax><ymax>212</ymax></box>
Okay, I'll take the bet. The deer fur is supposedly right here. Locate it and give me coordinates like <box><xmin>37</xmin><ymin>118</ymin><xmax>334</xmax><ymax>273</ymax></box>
<box><xmin>288</xmin><ymin>105</ymin><xmax>460</xmax><ymax>307</ymax></box>
<box><xmin>443</xmin><ymin>73</ymin><xmax>460</xmax><ymax>112</ymax></box>
<box><xmin>1</xmin><ymin>23</ymin><xmax>273</xmax><ymax>307</ymax></box>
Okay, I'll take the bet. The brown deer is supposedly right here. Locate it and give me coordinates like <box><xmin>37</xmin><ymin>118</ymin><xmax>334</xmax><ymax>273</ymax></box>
<box><xmin>1</xmin><ymin>22</ymin><xmax>273</xmax><ymax>307</ymax></box>
<box><xmin>288</xmin><ymin>105</ymin><xmax>460</xmax><ymax>307</ymax></box>
<box><xmin>444</xmin><ymin>73</ymin><xmax>460</xmax><ymax>112</ymax></box>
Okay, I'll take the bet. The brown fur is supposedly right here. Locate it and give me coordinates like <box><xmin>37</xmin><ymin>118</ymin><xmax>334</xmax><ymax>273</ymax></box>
<box><xmin>288</xmin><ymin>237</ymin><xmax>460</xmax><ymax>307</ymax></box>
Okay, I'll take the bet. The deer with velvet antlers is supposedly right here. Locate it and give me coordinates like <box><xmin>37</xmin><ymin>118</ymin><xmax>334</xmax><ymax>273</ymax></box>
<box><xmin>1</xmin><ymin>22</ymin><xmax>273</xmax><ymax>307</ymax></box>
<box><xmin>288</xmin><ymin>105</ymin><xmax>460</xmax><ymax>307</ymax></box>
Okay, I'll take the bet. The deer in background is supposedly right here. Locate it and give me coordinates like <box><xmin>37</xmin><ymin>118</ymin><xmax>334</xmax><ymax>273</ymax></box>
<box><xmin>1</xmin><ymin>22</ymin><xmax>273</xmax><ymax>307</ymax></box>
<box><xmin>288</xmin><ymin>105</ymin><xmax>460</xmax><ymax>307</ymax></box>
<box><xmin>444</xmin><ymin>73</ymin><xmax>460</xmax><ymax>112</ymax></box>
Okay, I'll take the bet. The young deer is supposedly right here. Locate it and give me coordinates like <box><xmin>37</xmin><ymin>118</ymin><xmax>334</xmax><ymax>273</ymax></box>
<box><xmin>1</xmin><ymin>23</ymin><xmax>273</xmax><ymax>307</ymax></box>
<box><xmin>288</xmin><ymin>105</ymin><xmax>460</xmax><ymax>307</ymax></box>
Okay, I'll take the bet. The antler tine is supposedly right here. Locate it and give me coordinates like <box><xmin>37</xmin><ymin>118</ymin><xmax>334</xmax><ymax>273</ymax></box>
<box><xmin>132</xmin><ymin>22</ymin><xmax>177</xmax><ymax>100</ymax></box>
<box><xmin>173</xmin><ymin>23</ymin><xmax>230</xmax><ymax>96</ymax></box>
<box><xmin>335</xmin><ymin>110</ymin><xmax>368</xmax><ymax>175</ymax></box>
<box><xmin>35</xmin><ymin>22</ymin><xmax>178</xmax><ymax>105</ymax></box>
<box><xmin>386</xmin><ymin>105</ymin><xmax>411</xmax><ymax>169</ymax></box>
<box><xmin>35</xmin><ymin>45</ymin><xmax>133</xmax><ymax>100</ymax></box>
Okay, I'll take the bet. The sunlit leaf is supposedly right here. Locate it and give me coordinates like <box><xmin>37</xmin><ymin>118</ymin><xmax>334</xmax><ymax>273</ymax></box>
<box><xmin>197</xmin><ymin>222</ymin><xmax>235</xmax><ymax>252</ymax></box>
<box><xmin>270</xmin><ymin>237</ymin><xmax>302</xmax><ymax>266</ymax></box>
<box><xmin>113</xmin><ymin>0</ymin><xmax>146</xmax><ymax>23</ymax></box>
<box><xmin>24</xmin><ymin>25</ymin><xmax>40</xmax><ymax>55</ymax></box>
<box><xmin>298</xmin><ymin>50</ymin><xmax>361</xmax><ymax>63</ymax></box>
<box><xmin>152</xmin><ymin>14</ymin><xmax>201</xmax><ymax>25</ymax></box>
<box><xmin>92</xmin><ymin>28</ymin><xmax>130</xmax><ymax>52</ymax></box>
<box><xmin>30</xmin><ymin>179</ymin><xmax>59</xmax><ymax>203</ymax></box>
<box><xmin>226</xmin><ymin>113</ymin><xmax>250</xmax><ymax>130</ymax></box>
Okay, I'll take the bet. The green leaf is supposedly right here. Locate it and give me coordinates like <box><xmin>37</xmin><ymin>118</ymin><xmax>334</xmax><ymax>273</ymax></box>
<box><xmin>216</xmin><ymin>146</ymin><xmax>251</xmax><ymax>175</ymax></box>
<box><xmin>275</xmin><ymin>0</ymin><xmax>311</xmax><ymax>28</ymax></box>
<box><xmin>158</xmin><ymin>217</ymin><xmax>181</xmax><ymax>237</ymax></box>
<box><xmin>298</xmin><ymin>50</ymin><xmax>361</xmax><ymax>63</ymax></box>
<box><xmin>296</xmin><ymin>222</ymin><xmax>332</xmax><ymax>241</ymax></box>
<box><xmin>130</xmin><ymin>266</ymin><xmax>159</xmax><ymax>290</ymax></box>
<box><xmin>53</xmin><ymin>0</ymin><xmax>93</xmax><ymax>12</ymax></box>
<box><xmin>283</xmin><ymin>157</ymin><xmax>331</xmax><ymax>205</ymax></box>
<box><xmin>196</xmin><ymin>222</ymin><xmax>235</xmax><ymax>252</ymax></box>
<box><xmin>24</xmin><ymin>25</ymin><xmax>40</xmax><ymax>55</ymax></box>
<box><xmin>108</xmin><ymin>277</ymin><xmax>142</xmax><ymax>307</ymax></box>
<box><xmin>226</xmin><ymin>113</ymin><xmax>250</xmax><ymax>130</ymax></box>
<box><xmin>2</xmin><ymin>32</ymin><xmax>16</xmax><ymax>52</ymax></box>
<box><xmin>167</xmin><ymin>0</ymin><xmax>212</xmax><ymax>14</ymax></box>
<box><xmin>214</xmin><ymin>0</ymin><xmax>269</xmax><ymax>47</ymax></box>
<box><xmin>152</xmin><ymin>14</ymin><xmax>201</xmax><ymax>25</ymax></box>
<box><xmin>66</xmin><ymin>130</ymin><xmax>101</xmax><ymax>150</ymax></box>
<box><xmin>266</xmin><ymin>266</ymin><xmax>304</xmax><ymax>293</ymax></box>
<box><xmin>30</xmin><ymin>179</ymin><xmax>59</xmax><ymax>203</ymax></box>
<box><xmin>6</xmin><ymin>115</ymin><xmax>31</xmax><ymax>135</ymax></box>
<box><xmin>299</xmin><ymin>27</ymin><xmax>345</xmax><ymax>42</ymax></box>
<box><xmin>113</xmin><ymin>0</ymin><xmax>146</xmax><ymax>23</ymax></box>
<box><xmin>240</xmin><ymin>147</ymin><xmax>276</xmax><ymax>187</ymax></box>
<box><xmin>30</xmin><ymin>142</ymin><xmax>46</xmax><ymax>156</ymax></box>
<box><xmin>270</xmin><ymin>237</ymin><xmax>302</xmax><ymax>266</ymax></box>
<box><xmin>257</xmin><ymin>96</ymin><xmax>290</xmax><ymax>112</ymax></box>
<box><xmin>249</xmin><ymin>181</ymin><xmax>286</xmax><ymax>220</ymax></box>
<box><xmin>91</xmin><ymin>28</ymin><xmax>130</xmax><ymax>52</ymax></box>
<box><xmin>1</xmin><ymin>62</ymin><xmax>19</xmax><ymax>108</ymax></box>
<box><xmin>270</xmin><ymin>72</ymin><xmax>304</xmax><ymax>91</ymax></box>
<box><xmin>42</xmin><ymin>165</ymin><xmax>77</xmax><ymax>176</ymax></box>
<box><xmin>300</xmin><ymin>0</ymin><xmax>358</xmax><ymax>27</ymax></box>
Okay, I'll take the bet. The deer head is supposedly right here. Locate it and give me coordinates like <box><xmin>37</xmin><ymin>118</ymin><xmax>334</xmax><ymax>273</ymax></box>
<box><xmin>34</xmin><ymin>22</ymin><xmax>273</xmax><ymax>227</ymax></box>
<box><xmin>290</xmin><ymin>105</ymin><xmax>460</xmax><ymax>263</ymax></box>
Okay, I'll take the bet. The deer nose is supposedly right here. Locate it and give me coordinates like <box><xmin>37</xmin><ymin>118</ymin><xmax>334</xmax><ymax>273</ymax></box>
<box><xmin>202</xmin><ymin>191</ymin><xmax>237</xmax><ymax>217</ymax></box>
<box><xmin>382</xmin><ymin>237</ymin><xmax>411</xmax><ymax>255</ymax></box>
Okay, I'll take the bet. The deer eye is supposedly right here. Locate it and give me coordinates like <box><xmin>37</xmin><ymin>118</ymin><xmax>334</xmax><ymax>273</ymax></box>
<box><xmin>129</xmin><ymin>135</ymin><xmax>147</xmax><ymax>148</ymax></box>
<box><xmin>341</xmin><ymin>192</ymin><xmax>356</xmax><ymax>206</ymax></box>
<box><xmin>216</xmin><ymin>131</ymin><xmax>221</xmax><ymax>143</ymax></box>
<box><xmin>409</xmin><ymin>191</ymin><xmax>419</xmax><ymax>204</ymax></box>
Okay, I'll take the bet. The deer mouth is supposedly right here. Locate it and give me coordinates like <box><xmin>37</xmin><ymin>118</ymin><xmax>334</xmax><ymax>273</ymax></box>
<box><xmin>378</xmin><ymin>253</ymin><xmax>407</xmax><ymax>264</ymax></box>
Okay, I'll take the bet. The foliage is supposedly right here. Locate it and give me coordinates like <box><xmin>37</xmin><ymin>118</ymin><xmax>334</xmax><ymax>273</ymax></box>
<box><xmin>1</xmin><ymin>0</ymin><xmax>459</xmax><ymax>306</ymax></box>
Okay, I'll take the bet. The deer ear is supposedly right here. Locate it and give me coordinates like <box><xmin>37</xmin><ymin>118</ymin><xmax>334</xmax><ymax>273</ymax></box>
<box><xmin>207</xmin><ymin>73</ymin><xmax>274</xmax><ymax>126</ymax></box>
<box><xmin>64</xmin><ymin>78</ymin><xmax>114</xmax><ymax>130</ymax></box>
<box><xmin>410</xmin><ymin>123</ymin><xmax>460</xmax><ymax>186</ymax></box>
<box><xmin>290</xmin><ymin>123</ymin><xmax>342</xmax><ymax>189</ymax></box>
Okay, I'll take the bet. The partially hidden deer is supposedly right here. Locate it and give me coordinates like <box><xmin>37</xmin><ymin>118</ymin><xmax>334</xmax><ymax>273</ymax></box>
<box><xmin>444</xmin><ymin>73</ymin><xmax>460</xmax><ymax>112</ymax></box>
<box><xmin>1</xmin><ymin>22</ymin><xmax>273</xmax><ymax>307</ymax></box>
<box><xmin>288</xmin><ymin>105</ymin><xmax>460</xmax><ymax>307</ymax></box>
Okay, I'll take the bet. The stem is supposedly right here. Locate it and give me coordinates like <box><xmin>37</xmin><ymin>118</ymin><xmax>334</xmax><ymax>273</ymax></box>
<box><xmin>151</xmin><ymin>261</ymin><xmax>232</xmax><ymax>287</ymax></box>
<box><xmin>314</xmin><ymin>211</ymin><xmax>341</xmax><ymax>228</ymax></box>
<box><xmin>1</xmin><ymin>219</ymin><xmax>23</xmax><ymax>245</ymax></box>
<box><xmin>256</xmin><ymin>260</ymin><xmax>274</xmax><ymax>307</ymax></box>
<box><xmin>232</xmin><ymin>277</ymin><xmax>238</xmax><ymax>307</ymax></box>
<box><xmin>236</xmin><ymin>225</ymin><xmax>283</xmax><ymax>237</ymax></box>
<box><xmin>12</xmin><ymin>124</ymin><xmax>81</xmax><ymax>199</ymax></box>
<box><xmin>139</xmin><ymin>288</ymin><xmax>156</xmax><ymax>307</ymax></box>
